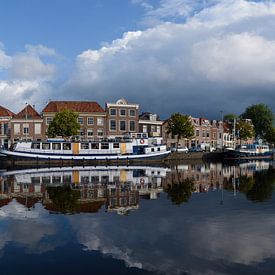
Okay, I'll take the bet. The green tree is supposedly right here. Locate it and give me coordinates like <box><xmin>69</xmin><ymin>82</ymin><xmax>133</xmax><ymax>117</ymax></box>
<box><xmin>236</xmin><ymin>120</ymin><xmax>255</xmax><ymax>145</ymax></box>
<box><xmin>166</xmin><ymin>113</ymin><xmax>194</xmax><ymax>150</ymax></box>
<box><xmin>224</xmin><ymin>113</ymin><xmax>238</xmax><ymax>122</ymax></box>
<box><xmin>241</xmin><ymin>104</ymin><xmax>274</xmax><ymax>139</ymax></box>
<box><xmin>47</xmin><ymin>109</ymin><xmax>80</xmax><ymax>138</ymax></box>
<box><xmin>263</xmin><ymin>126</ymin><xmax>275</xmax><ymax>145</ymax></box>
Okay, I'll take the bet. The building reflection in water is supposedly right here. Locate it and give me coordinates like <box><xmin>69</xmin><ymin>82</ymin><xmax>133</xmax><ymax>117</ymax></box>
<box><xmin>0</xmin><ymin>160</ymin><xmax>272</xmax><ymax>214</ymax></box>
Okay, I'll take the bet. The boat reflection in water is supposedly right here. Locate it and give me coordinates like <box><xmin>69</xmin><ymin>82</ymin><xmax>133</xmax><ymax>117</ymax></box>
<box><xmin>0</xmin><ymin>161</ymin><xmax>275</xmax><ymax>274</ymax></box>
<box><xmin>0</xmin><ymin>160</ymin><xmax>272</xmax><ymax>214</ymax></box>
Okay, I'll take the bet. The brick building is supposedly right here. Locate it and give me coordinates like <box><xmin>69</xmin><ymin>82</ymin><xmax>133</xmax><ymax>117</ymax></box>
<box><xmin>11</xmin><ymin>104</ymin><xmax>43</xmax><ymax>143</ymax></box>
<box><xmin>138</xmin><ymin>112</ymin><xmax>163</xmax><ymax>137</ymax></box>
<box><xmin>0</xmin><ymin>106</ymin><xmax>14</xmax><ymax>148</ymax></box>
<box><xmin>105</xmin><ymin>98</ymin><xmax>139</xmax><ymax>137</ymax></box>
<box><xmin>42</xmin><ymin>101</ymin><xmax>106</xmax><ymax>140</ymax></box>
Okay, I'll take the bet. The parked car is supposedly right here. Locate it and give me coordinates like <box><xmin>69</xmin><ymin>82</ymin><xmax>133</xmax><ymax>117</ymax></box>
<box><xmin>171</xmin><ymin>146</ymin><xmax>188</xmax><ymax>153</ymax></box>
<box><xmin>188</xmin><ymin>146</ymin><xmax>203</xmax><ymax>152</ymax></box>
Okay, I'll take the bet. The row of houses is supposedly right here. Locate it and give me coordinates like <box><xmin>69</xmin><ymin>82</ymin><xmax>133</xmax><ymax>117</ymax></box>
<box><xmin>0</xmin><ymin>97</ymin><xmax>244</xmax><ymax>149</ymax></box>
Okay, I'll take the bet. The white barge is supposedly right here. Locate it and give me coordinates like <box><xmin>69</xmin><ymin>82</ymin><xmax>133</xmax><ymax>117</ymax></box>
<box><xmin>0</xmin><ymin>133</ymin><xmax>170</xmax><ymax>161</ymax></box>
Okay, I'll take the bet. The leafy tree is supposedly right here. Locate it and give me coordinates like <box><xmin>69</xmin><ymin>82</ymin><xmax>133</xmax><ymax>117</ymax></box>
<box><xmin>224</xmin><ymin>113</ymin><xmax>238</xmax><ymax>122</ymax></box>
<box><xmin>166</xmin><ymin>113</ymin><xmax>194</xmax><ymax>150</ymax></box>
<box><xmin>241</xmin><ymin>104</ymin><xmax>274</xmax><ymax>139</ymax></box>
<box><xmin>264</xmin><ymin>126</ymin><xmax>275</xmax><ymax>145</ymax></box>
<box><xmin>47</xmin><ymin>109</ymin><xmax>80</xmax><ymax>138</ymax></box>
<box><xmin>236</xmin><ymin>120</ymin><xmax>255</xmax><ymax>145</ymax></box>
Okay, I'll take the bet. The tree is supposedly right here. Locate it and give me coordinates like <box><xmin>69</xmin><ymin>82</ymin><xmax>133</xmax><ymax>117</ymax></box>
<box><xmin>264</xmin><ymin>127</ymin><xmax>275</xmax><ymax>145</ymax></box>
<box><xmin>236</xmin><ymin>120</ymin><xmax>255</xmax><ymax>145</ymax></box>
<box><xmin>47</xmin><ymin>109</ymin><xmax>80</xmax><ymax>138</ymax></box>
<box><xmin>166</xmin><ymin>113</ymin><xmax>194</xmax><ymax>150</ymax></box>
<box><xmin>241</xmin><ymin>104</ymin><xmax>274</xmax><ymax>139</ymax></box>
<box><xmin>224</xmin><ymin>113</ymin><xmax>238</xmax><ymax>122</ymax></box>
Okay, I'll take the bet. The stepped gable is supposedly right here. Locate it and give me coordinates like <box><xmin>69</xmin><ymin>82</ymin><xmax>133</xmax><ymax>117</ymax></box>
<box><xmin>13</xmin><ymin>105</ymin><xmax>42</xmax><ymax>119</ymax></box>
<box><xmin>42</xmin><ymin>101</ymin><xmax>105</xmax><ymax>113</ymax></box>
<box><xmin>0</xmin><ymin>105</ymin><xmax>14</xmax><ymax>117</ymax></box>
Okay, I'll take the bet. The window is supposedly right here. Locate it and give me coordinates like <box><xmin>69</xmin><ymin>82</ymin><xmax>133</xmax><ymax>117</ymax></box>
<box><xmin>143</xmin><ymin>125</ymin><xmax>147</xmax><ymax>133</ymax></box>
<box><xmin>46</xmin><ymin>117</ymin><xmax>53</xmax><ymax>125</ymax></box>
<box><xmin>42</xmin><ymin>143</ymin><xmax>50</xmax><ymax>150</ymax></box>
<box><xmin>35</xmin><ymin>123</ymin><xmax>41</xmax><ymax>134</ymax></box>
<box><xmin>156</xmin><ymin>126</ymin><xmax>161</xmax><ymax>133</ymax></box>
<box><xmin>87</xmin><ymin>117</ymin><xmax>94</xmax><ymax>125</ymax></box>
<box><xmin>101</xmin><ymin>143</ymin><xmax>109</xmax><ymax>149</ymax></box>
<box><xmin>81</xmin><ymin>143</ymin><xmax>89</xmax><ymax>149</ymax></box>
<box><xmin>206</xmin><ymin>132</ymin><xmax>210</xmax><ymax>138</ymax></box>
<box><xmin>23</xmin><ymin>127</ymin><xmax>29</xmax><ymax>134</ymax></box>
<box><xmin>97</xmin><ymin>117</ymin><xmax>104</xmax><ymax>126</ymax></box>
<box><xmin>78</xmin><ymin>117</ymin><xmax>84</xmax><ymax>125</ymax></box>
<box><xmin>63</xmin><ymin>143</ymin><xmax>71</xmax><ymax>150</ymax></box>
<box><xmin>79</xmin><ymin>129</ymin><xmax>85</xmax><ymax>136</ymax></box>
<box><xmin>52</xmin><ymin>143</ymin><xmax>61</xmax><ymax>150</ymax></box>
<box><xmin>14</xmin><ymin>124</ymin><xmax>20</xmax><ymax>134</ymax></box>
<box><xmin>120</xmin><ymin>120</ymin><xmax>126</xmax><ymax>131</ymax></box>
<box><xmin>110</xmin><ymin>108</ymin><xmax>116</xmax><ymax>116</ymax></box>
<box><xmin>113</xmin><ymin>143</ymin><xmax>120</xmax><ymax>149</ymax></box>
<box><xmin>31</xmin><ymin>142</ymin><xmax>41</xmax><ymax>149</ymax></box>
<box><xmin>129</xmin><ymin>120</ymin><xmax>135</xmax><ymax>132</ymax></box>
<box><xmin>91</xmin><ymin>143</ymin><xmax>99</xmax><ymax>149</ymax></box>
<box><xmin>129</xmin><ymin>109</ymin><xmax>136</xmax><ymax>117</ymax></box>
<box><xmin>120</xmin><ymin>109</ymin><xmax>126</xmax><ymax>116</ymax></box>
<box><xmin>151</xmin><ymin>125</ymin><xmax>157</xmax><ymax>132</ymax></box>
<box><xmin>97</xmin><ymin>129</ymin><xmax>103</xmax><ymax>137</ymax></box>
<box><xmin>87</xmin><ymin>129</ymin><xmax>93</xmax><ymax>137</ymax></box>
<box><xmin>110</xmin><ymin>120</ymin><xmax>116</xmax><ymax>131</ymax></box>
<box><xmin>3</xmin><ymin>123</ymin><xmax>8</xmax><ymax>135</ymax></box>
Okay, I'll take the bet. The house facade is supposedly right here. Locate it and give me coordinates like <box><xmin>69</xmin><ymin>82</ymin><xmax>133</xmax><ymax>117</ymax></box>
<box><xmin>138</xmin><ymin>112</ymin><xmax>163</xmax><ymax>137</ymax></box>
<box><xmin>105</xmin><ymin>98</ymin><xmax>139</xmax><ymax>138</ymax></box>
<box><xmin>42</xmin><ymin>101</ymin><xmax>106</xmax><ymax>140</ymax></box>
<box><xmin>0</xmin><ymin>106</ymin><xmax>14</xmax><ymax>148</ymax></box>
<box><xmin>10</xmin><ymin>105</ymin><xmax>43</xmax><ymax>143</ymax></box>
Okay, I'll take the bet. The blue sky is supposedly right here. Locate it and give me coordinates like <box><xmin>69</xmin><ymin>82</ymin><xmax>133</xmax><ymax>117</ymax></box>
<box><xmin>1</xmin><ymin>0</ymin><xmax>275</xmax><ymax>118</ymax></box>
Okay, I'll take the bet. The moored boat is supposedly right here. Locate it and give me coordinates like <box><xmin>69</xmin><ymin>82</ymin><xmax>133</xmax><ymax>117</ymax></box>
<box><xmin>0</xmin><ymin>133</ymin><xmax>171</xmax><ymax>161</ymax></box>
<box><xmin>223</xmin><ymin>143</ymin><xmax>273</xmax><ymax>160</ymax></box>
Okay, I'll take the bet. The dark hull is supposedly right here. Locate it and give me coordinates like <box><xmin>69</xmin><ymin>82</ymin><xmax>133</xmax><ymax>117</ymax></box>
<box><xmin>223</xmin><ymin>150</ymin><xmax>273</xmax><ymax>160</ymax></box>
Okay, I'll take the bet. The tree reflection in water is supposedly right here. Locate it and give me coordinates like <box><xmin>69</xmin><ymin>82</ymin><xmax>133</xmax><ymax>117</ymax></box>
<box><xmin>165</xmin><ymin>164</ymin><xmax>195</xmax><ymax>205</ymax></box>
<box><xmin>46</xmin><ymin>185</ymin><xmax>80</xmax><ymax>214</ymax></box>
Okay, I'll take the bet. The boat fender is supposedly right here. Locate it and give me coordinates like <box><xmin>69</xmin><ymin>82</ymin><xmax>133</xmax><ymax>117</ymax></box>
<box><xmin>140</xmin><ymin>139</ymin><xmax>145</xmax><ymax>144</ymax></box>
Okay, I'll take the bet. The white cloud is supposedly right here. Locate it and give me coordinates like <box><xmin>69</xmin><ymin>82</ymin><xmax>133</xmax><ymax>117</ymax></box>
<box><xmin>65</xmin><ymin>0</ymin><xmax>275</xmax><ymax>117</ymax></box>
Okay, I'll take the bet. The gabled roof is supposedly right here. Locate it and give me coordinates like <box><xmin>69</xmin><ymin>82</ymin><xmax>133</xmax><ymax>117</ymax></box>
<box><xmin>0</xmin><ymin>105</ymin><xmax>14</xmax><ymax>117</ymax></box>
<box><xmin>42</xmin><ymin>101</ymin><xmax>105</xmax><ymax>113</ymax></box>
<box><xmin>13</xmin><ymin>105</ymin><xmax>42</xmax><ymax>119</ymax></box>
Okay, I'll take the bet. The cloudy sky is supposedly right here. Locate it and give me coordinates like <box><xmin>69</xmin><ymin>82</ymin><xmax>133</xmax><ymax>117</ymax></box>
<box><xmin>1</xmin><ymin>0</ymin><xmax>275</xmax><ymax>118</ymax></box>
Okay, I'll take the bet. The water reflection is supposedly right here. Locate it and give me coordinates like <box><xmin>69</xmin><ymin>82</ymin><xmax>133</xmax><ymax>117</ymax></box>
<box><xmin>0</xmin><ymin>161</ymin><xmax>274</xmax><ymax>274</ymax></box>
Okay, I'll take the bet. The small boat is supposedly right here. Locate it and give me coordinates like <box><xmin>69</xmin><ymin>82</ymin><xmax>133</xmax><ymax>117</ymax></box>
<box><xmin>223</xmin><ymin>143</ymin><xmax>273</xmax><ymax>160</ymax></box>
<box><xmin>0</xmin><ymin>133</ymin><xmax>171</xmax><ymax>161</ymax></box>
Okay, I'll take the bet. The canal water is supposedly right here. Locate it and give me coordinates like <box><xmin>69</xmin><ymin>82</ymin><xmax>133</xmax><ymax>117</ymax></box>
<box><xmin>0</xmin><ymin>161</ymin><xmax>275</xmax><ymax>274</ymax></box>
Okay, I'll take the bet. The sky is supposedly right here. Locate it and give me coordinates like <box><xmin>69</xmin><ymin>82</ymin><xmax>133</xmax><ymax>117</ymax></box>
<box><xmin>0</xmin><ymin>0</ymin><xmax>275</xmax><ymax>119</ymax></box>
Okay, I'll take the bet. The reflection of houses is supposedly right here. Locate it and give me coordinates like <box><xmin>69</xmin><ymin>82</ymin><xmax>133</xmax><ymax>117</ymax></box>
<box><xmin>0</xmin><ymin>166</ymin><xmax>169</xmax><ymax>214</ymax></box>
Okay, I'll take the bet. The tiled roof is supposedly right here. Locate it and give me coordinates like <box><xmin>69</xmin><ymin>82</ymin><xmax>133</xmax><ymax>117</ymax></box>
<box><xmin>13</xmin><ymin>105</ymin><xmax>42</xmax><ymax>119</ymax></box>
<box><xmin>42</xmin><ymin>101</ymin><xmax>105</xmax><ymax>113</ymax></box>
<box><xmin>0</xmin><ymin>105</ymin><xmax>14</xmax><ymax>117</ymax></box>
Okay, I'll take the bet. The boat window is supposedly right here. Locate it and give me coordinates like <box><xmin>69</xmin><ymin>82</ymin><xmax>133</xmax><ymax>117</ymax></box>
<box><xmin>113</xmin><ymin>143</ymin><xmax>120</xmax><ymax>149</ymax></box>
<box><xmin>137</xmin><ymin>133</ymin><xmax>142</xmax><ymax>138</ymax></box>
<box><xmin>151</xmin><ymin>148</ymin><xmax>154</xmax><ymax>152</ymax></box>
<box><xmin>63</xmin><ymin>143</ymin><xmax>71</xmax><ymax>150</ymax></box>
<box><xmin>42</xmin><ymin>143</ymin><xmax>50</xmax><ymax>150</ymax></box>
<box><xmin>42</xmin><ymin>176</ymin><xmax>51</xmax><ymax>184</ymax></box>
<box><xmin>157</xmin><ymin>147</ymin><xmax>160</xmax><ymax>151</ymax></box>
<box><xmin>142</xmin><ymin>133</ymin><xmax>147</xmax><ymax>138</ymax></box>
<box><xmin>81</xmin><ymin>143</ymin><xmax>90</xmax><ymax>150</ymax></box>
<box><xmin>101</xmin><ymin>143</ymin><xmax>109</xmax><ymax>149</ymax></box>
<box><xmin>91</xmin><ymin>143</ymin><xmax>99</xmax><ymax>149</ymax></box>
<box><xmin>31</xmin><ymin>142</ymin><xmax>41</xmax><ymax>149</ymax></box>
<box><xmin>52</xmin><ymin>143</ymin><xmax>61</xmax><ymax>150</ymax></box>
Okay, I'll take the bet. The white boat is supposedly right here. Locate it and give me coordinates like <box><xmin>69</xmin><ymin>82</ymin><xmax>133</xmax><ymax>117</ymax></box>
<box><xmin>0</xmin><ymin>133</ymin><xmax>170</xmax><ymax>161</ymax></box>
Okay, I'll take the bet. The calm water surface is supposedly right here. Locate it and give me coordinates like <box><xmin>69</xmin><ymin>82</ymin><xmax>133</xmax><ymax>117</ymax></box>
<box><xmin>0</xmin><ymin>161</ymin><xmax>275</xmax><ymax>275</ymax></box>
